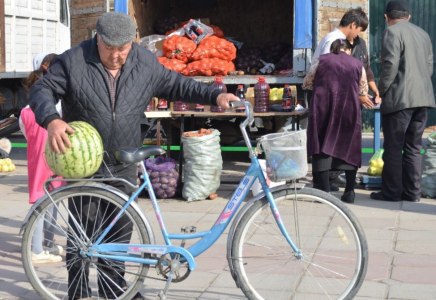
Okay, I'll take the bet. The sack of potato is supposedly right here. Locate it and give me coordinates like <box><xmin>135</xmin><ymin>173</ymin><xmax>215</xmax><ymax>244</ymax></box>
<box><xmin>0</xmin><ymin>158</ymin><xmax>16</xmax><ymax>172</ymax></box>
<box><xmin>145</xmin><ymin>157</ymin><xmax>179</xmax><ymax>199</ymax></box>
<box><xmin>367</xmin><ymin>149</ymin><xmax>384</xmax><ymax>176</ymax></box>
<box><xmin>182</xmin><ymin>58</ymin><xmax>235</xmax><ymax>76</ymax></box>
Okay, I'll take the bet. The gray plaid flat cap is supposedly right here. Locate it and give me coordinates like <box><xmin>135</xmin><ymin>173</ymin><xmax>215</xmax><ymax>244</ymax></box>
<box><xmin>96</xmin><ymin>12</ymin><xmax>136</xmax><ymax>46</ymax></box>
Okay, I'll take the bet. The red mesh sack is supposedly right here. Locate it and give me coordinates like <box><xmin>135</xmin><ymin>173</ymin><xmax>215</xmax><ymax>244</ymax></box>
<box><xmin>210</xmin><ymin>25</ymin><xmax>225</xmax><ymax>38</ymax></box>
<box><xmin>190</xmin><ymin>36</ymin><xmax>236</xmax><ymax>61</ymax></box>
<box><xmin>157</xmin><ymin>57</ymin><xmax>187</xmax><ymax>73</ymax></box>
<box><xmin>163</xmin><ymin>35</ymin><xmax>197</xmax><ymax>63</ymax></box>
<box><xmin>182</xmin><ymin>58</ymin><xmax>235</xmax><ymax>76</ymax></box>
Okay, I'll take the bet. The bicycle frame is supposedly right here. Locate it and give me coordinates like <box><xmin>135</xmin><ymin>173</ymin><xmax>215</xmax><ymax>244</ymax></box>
<box><xmin>88</xmin><ymin>155</ymin><xmax>300</xmax><ymax>270</ymax></box>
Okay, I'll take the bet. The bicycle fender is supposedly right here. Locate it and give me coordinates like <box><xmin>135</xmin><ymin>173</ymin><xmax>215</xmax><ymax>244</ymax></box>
<box><xmin>226</xmin><ymin>183</ymin><xmax>304</xmax><ymax>279</ymax></box>
<box><xmin>19</xmin><ymin>182</ymin><xmax>156</xmax><ymax>245</ymax></box>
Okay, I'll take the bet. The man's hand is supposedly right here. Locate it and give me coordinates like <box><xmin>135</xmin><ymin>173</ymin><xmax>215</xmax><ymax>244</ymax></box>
<box><xmin>216</xmin><ymin>93</ymin><xmax>240</xmax><ymax>109</ymax></box>
<box><xmin>374</xmin><ymin>93</ymin><xmax>382</xmax><ymax>104</ymax></box>
<box><xmin>359</xmin><ymin>94</ymin><xmax>374</xmax><ymax>109</ymax></box>
<box><xmin>47</xmin><ymin>119</ymin><xmax>75</xmax><ymax>154</ymax></box>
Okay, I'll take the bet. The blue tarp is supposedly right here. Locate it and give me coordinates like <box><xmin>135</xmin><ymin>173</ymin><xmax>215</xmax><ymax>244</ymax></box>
<box><xmin>294</xmin><ymin>0</ymin><xmax>312</xmax><ymax>49</ymax></box>
<box><xmin>114</xmin><ymin>0</ymin><xmax>128</xmax><ymax>14</ymax></box>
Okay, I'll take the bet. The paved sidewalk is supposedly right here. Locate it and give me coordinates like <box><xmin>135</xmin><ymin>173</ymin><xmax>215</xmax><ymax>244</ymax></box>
<box><xmin>1</xmin><ymin>159</ymin><xmax>436</xmax><ymax>300</ymax></box>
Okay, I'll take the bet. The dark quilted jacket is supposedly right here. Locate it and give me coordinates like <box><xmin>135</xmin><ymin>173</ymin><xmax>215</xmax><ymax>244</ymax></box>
<box><xmin>29</xmin><ymin>37</ymin><xmax>221</xmax><ymax>168</ymax></box>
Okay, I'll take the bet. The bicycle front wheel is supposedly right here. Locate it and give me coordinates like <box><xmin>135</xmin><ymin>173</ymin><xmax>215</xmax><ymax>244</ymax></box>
<box><xmin>231</xmin><ymin>187</ymin><xmax>368</xmax><ymax>300</ymax></box>
<box><xmin>22</xmin><ymin>186</ymin><xmax>151</xmax><ymax>300</ymax></box>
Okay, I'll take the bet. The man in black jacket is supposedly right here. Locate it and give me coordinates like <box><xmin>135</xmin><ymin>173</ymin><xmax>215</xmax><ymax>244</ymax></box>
<box><xmin>29</xmin><ymin>12</ymin><xmax>238</xmax><ymax>300</ymax></box>
<box><xmin>370</xmin><ymin>0</ymin><xmax>434</xmax><ymax>202</ymax></box>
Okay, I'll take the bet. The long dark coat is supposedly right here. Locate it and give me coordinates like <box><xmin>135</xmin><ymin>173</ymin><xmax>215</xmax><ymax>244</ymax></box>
<box><xmin>307</xmin><ymin>52</ymin><xmax>363</xmax><ymax>168</ymax></box>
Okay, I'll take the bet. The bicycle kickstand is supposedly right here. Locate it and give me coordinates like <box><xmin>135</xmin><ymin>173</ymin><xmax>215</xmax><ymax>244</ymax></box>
<box><xmin>157</xmin><ymin>258</ymin><xmax>179</xmax><ymax>300</ymax></box>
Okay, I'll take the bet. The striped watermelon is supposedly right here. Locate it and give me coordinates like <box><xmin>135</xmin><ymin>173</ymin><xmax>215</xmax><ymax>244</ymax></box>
<box><xmin>45</xmin><ymin>121</ymin><xmax>103</xmax><ymax>179</ymax></box>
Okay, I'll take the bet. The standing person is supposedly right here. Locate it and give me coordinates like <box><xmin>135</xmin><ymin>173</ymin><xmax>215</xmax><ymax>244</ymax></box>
<box><xmin>29</xmin><ymin>12</ymin><xmax>239</xmax><ymax>300</ymax></box>
<box><xmin>310</xmin><ymin>7</ymin><xmax>372</xmax><ymax>192</ymax></box>
<box><xmin>370</xmin><ymin>0</ymin><xmax>435</xmax><ymax>202</ymax></box>
<box><xmin>304</xmin><ymin>39</ymin><xmax>369</xmax><ymax>203</ymax></box>
<box><xmin>20</xmin><ymin>54</ymin><xmax>64</xmax><ymax>264</ymax></box>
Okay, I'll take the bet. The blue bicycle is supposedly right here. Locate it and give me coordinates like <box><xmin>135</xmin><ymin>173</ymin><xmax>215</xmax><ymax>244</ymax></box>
<box><xmin>21</xmin><ymin>101</ymin><xmax>368</xmax><ymax>300</ymax></box>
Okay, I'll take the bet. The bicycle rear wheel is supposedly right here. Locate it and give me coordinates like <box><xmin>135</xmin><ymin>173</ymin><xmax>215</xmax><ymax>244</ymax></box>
<box><xmin>231</xmin><ymin>187</ymin><xmax>368</xmax><ymax>300</ymax></box>
<box><xmin>22</xmin><ymin>186</ymin><xmax>150</xmax><ymax>300</ymax></box>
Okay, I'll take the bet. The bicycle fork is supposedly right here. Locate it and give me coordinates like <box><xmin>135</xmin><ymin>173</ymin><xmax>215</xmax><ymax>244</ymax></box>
<box><xmin>263</xmin><ymin>181</ymin><xmax>303</xmax><ymax>259</ymax></box>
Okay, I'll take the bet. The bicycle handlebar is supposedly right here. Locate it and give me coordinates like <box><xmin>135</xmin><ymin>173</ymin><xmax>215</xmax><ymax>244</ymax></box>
<box><xmin>229</xmin><ymin>101</ymin><xmax>255</xmax><ymax>157</ymax></box>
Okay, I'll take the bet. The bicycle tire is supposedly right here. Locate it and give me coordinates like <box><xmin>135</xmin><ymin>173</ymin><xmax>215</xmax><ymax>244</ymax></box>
<box><xmin>231</xmin><ymin>187</ymin><xmax>368</xmax><ymax>300</ymax></box>
<box><xmin>22</xmin><ymin>186</ymin><xmax>151</xmax><ymax>300</ymax></box>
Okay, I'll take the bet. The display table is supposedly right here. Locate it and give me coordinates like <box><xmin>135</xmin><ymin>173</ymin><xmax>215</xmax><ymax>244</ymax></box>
<box><xmin>143</xmin><ymin>109</ymin><xmax>309</xmax><ymax>175</ymax></box>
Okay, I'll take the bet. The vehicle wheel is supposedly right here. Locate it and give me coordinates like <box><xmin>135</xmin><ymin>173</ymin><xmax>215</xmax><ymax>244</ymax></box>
<box><xmin>0</xmin><ymin>117</ymin><xmax>20</xmax><ymax>138</ymax></box>
<box><xmin>231</xmin><ymin>187</ymin><xmax>368</xmax><ymax>300</ymax></box>
<box><xmin>22</xmin><ymin>186</ymin><xmax>151</xmax><ymax>300</ymax></box>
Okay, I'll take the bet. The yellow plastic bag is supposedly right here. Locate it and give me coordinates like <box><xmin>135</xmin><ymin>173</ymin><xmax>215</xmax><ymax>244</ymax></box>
<box><xmin>367</xmin><ymin>149</ymin><xmax>384</xmax><ymax>176</ymax></box>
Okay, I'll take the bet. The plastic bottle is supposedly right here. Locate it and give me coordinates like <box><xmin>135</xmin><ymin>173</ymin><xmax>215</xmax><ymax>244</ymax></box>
<box><xmin>254</xmin><ymin>77</ymin><xmax>270</xmax><ymax>112</ymax></box>
<box><xmin>235</xmin><ymin>85</ymin><xmax>246</xmax><ymax>113</ymax></box>
<box><xmin>157</xmin><ymin>99</ymin><xmax>168</xmax><ymax>111</ymax></box>
<box><xmin>211</xmin><ymin>77</ymin><xmax>227</xmax><ymax>113</ymax></box>
<box><xmin>145</xmin><ymin>100</ymin><xmax>153</xmax><ymax>112</ymax></box>
<box><xmin>282</xmin><ymin>85</ymin><xmax>292</xmax><ymax>112</ymax></box>
<box><xmin>174</xmin><ymin>101</ymin><xmax>189</xmax><ymax>111</ymax></box>
<box><xmin>195</xmin><ymin>104</ymin><xmax>204</xmax><ymax>112</ymax></box>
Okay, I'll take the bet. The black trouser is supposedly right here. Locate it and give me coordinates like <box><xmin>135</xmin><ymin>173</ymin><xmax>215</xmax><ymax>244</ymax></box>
<box><xmin>67</xmin><ymin>167</ymin><xmax>137</xmax><ymax>299</ymax></box>
<box><xmin>381</xmin><ymin>107</ymin><xmax>428</xmax><ymax>201</ymax></box>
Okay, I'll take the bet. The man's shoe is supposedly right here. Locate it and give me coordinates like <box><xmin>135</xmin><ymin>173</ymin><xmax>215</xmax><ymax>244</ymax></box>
<box><xmin>31</xmin><ymin>250</ymin><xmax>62</xmax><ymax>264</ymax></box>
<box><xmin>330</xmin><ymin>185</ymin><xmax>339</xmax><ymax>192</ymax></box>
<box><xmin>370</xmin><ymin>192</ymin><xmax>399</xmax><ymax>202</ymax></box>
<box><xmin>43</xmin><ymin>244</ymin><xmax>64</xmax><ymax>255</ymax></box>
<box><xmin>330</xmin><ymin>174</ymin><xmax>347</xmax><ymax>188</ymax></box>
<box><xmin>341</xmin><ymin>191</ymin><xmax>355</xmax><ymax>203</ymax></box>
<box><xmin>401</xmin><ymin>193</ymin><xmax>420</xmax><ymax>202</ymax></box>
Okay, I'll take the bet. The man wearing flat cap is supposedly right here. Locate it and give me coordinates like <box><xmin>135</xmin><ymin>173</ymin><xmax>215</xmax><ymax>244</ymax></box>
<box><xmin>29</xmin><ymin>12</ymin><xmax>239</xmax><ymax>300</ymax></box>
<box><xmin>371</xmin><ymin>0</ymin><xmax>435</xmax><ymax>202</ymax></box>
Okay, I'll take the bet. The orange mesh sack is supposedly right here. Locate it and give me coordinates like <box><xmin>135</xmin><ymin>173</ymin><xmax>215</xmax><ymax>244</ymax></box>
<box><xmin>182</xmin><ymin>58</ymin><xmax>235</xmax><ymax>76</ymax></box>
<box><xmin>163</xmin><ymin>35</ymin><xmax>197</xmax><ymax>63</ymax></box>
<box><xmin>157</xmin><ymin>57</ymin><xmax>187</xmax><ymax>73</ymax></box>
<box><xmin>190</xmin><ymin>36</ymin><xmax>236</xmax><ymax>61</ymax></box>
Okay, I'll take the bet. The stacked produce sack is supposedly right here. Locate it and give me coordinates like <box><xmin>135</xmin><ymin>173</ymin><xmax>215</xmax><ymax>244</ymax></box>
<box><xmin>157</xmin><ymin>23</ymin><xmax>237</xmax><ymax>76</ymax></box>
<box><xmin>182</xmin><ymin>129</ymin><xmax>222</xmax><ymax>201</ymax></box>
<box><xmin>421</xmin><ymin>131</ymin><xmax>436</xmax><ymax>198</ymax></box>
<box><xmin>145</xmin><ymin>157</ymin><xmax>179</xmax><ymax>199</ymax></box>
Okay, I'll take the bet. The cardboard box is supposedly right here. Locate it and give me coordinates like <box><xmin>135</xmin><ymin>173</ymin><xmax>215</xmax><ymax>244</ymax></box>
<box><xmin>246</xmin><ymin>87</ymin><xmax>255</xmax><ymax>108</ymax></box>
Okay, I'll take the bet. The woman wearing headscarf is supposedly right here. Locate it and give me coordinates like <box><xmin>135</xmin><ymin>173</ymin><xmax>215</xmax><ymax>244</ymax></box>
<box><xmin>303</xmin><ymin>39</ymin><xmax>369</xmax><ymax>203</ymax></box>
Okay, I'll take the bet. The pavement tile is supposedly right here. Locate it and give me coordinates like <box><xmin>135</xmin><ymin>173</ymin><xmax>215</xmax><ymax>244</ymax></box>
<box><xmin>398</xmin><ymin>219</ymin><xmax>436</xmax><ymax>231</ymax></box>
<box><xmin>391</xmin><ymin>266</ymin><xmax>436</xmax><ymax>284</ymax></box>
<box><xmin>397</xmin><ymin>230</ymin><xmax>436</xmax><ymax>241</ymax></box>
<box><xmin>388</xmin><ymin>283</ymin><xmax>436</xmax><ymax>299</ymax></box>
<box><xmin>396</xmin><ymin>240</ymin><xmax>436</xmax><ymax>255</ymax></box>
<box><xmin>393</xmin><ymin>254</ymin><xmax>436</xmax><ymax>267</ymax></box>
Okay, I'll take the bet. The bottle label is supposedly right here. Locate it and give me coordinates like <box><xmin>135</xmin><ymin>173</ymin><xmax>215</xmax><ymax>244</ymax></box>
<box><xmin>158</xmin><ymin>99</ymin><xmax>167</xmax><ymax>109</ymax></box>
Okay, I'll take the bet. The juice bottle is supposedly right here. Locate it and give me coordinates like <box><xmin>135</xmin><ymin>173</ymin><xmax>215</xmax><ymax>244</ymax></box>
<box><xmin>254</xmin><ymin>77</ymin><xmax>270</xmax><ymax>112</ymax></box>
<box><xmin>235</xmin><ymin>85</ymin><xmax>246</xmax><ymax>113</ymax></box>
<box><xmin>173</xmin><ymin>101</ymin><xmax>189</xmax><ymax>111</ymax></box>
<box><xmin>211</xmin><ymin>76</ymin><xmax>227</xmax><ymax>113</ymax></box>
<box><xmin>157</xmin><ymin>99</ymin><xmax>168</xmax><ymax>111</ymax></box>
<box><xmin>282</xmin><ymin>85</ymin><xmax>292</xmax><ymax>112</ymax></box>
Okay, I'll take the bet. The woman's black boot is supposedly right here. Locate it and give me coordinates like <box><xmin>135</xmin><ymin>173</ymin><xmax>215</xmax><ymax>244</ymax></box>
<box><xmin>341</xmin><ymin>191</ymin><xmax>355</xmax><ymax>203</ymax></box>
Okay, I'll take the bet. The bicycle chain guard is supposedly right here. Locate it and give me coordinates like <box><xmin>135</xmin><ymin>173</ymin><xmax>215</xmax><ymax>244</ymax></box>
<box><xmin>156</xmin><ymin>253</ymin><xmax>191</xmax><ymax>283</ymax></box>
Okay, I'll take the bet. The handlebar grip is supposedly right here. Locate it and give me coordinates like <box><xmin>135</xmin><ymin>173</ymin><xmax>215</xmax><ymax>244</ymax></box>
<box><xmin>229</xmin><ymin>101</ymin><xmax>245</xmax><ymax>109</ymax></box>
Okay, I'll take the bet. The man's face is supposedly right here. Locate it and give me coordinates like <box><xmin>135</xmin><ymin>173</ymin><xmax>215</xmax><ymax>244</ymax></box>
<box><xmin>347</xmin><ymin>23</ymin><xmax>362</xmax><ymax>40</ymax></box>
<box><xmin>97</xmin><ymin>35</ymin><xmax>132</xmax><ymax>70</ymax></box>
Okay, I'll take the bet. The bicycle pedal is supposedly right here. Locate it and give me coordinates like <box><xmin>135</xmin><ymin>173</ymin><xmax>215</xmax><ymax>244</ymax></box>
<box><xmin>180</xmin><ymin>226</ymin><xmax>196</xmax><ymax>233</ymax></box>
